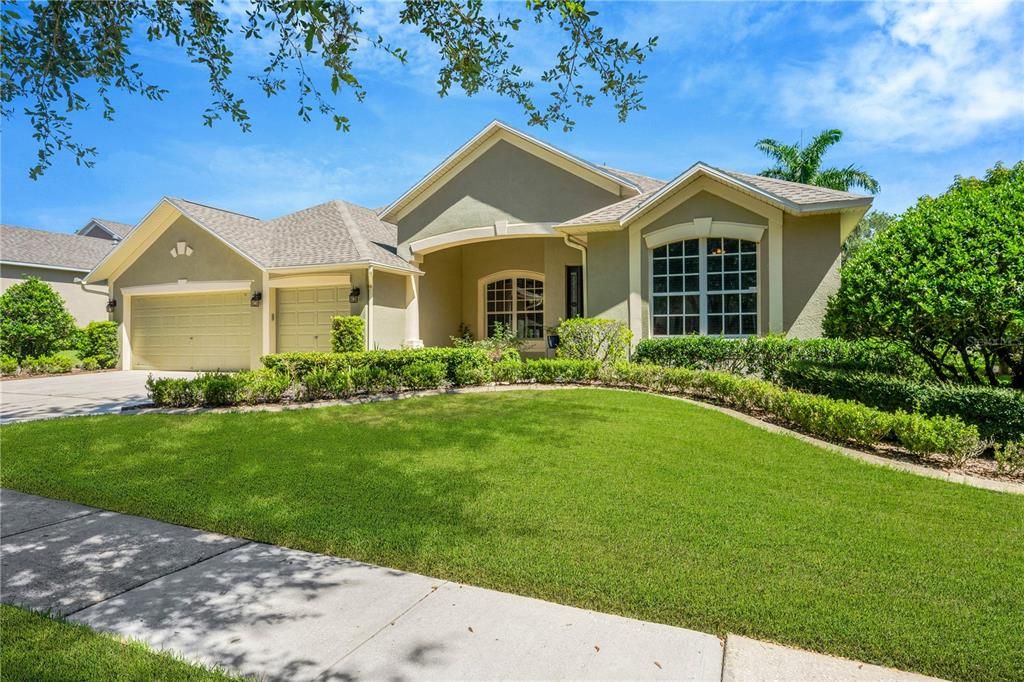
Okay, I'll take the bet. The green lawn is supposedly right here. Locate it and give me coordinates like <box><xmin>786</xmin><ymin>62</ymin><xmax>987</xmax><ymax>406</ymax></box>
<box><xmin>0</xmin><ymin>605</ymin><xmax>235</xmax><ymax>681</ymax></box>
<box><xmin>2</xmin><ymin>389</ymin><xmax>1022</xmax><ymax>680</ymax></box>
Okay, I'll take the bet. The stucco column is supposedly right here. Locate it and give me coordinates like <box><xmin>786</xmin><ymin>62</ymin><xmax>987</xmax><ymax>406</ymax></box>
<box><xmin>404</xmin><ymin>273</ymin><xmax>423</xmax><ymax>348</ymax></box>
<box><xmin>768</xmin><ymin>215</ymin><xmax>784</xmax><ymax>334</ymax></box>
<box><xmin>261</xmin><ymin>271</ymin><xmax>272</xmax><ymax>356</ymax></box>
<box><xmin>627</xmin><ymin>226</ymin><xmax>642</xmax><ymax>344</ymax></box>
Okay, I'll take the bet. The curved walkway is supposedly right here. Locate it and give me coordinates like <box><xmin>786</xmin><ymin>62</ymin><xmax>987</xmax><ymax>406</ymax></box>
<box><xmin>132</xmin><ymin>383</ymin><xmax>1024</xmax><ymax>496</ymax></box>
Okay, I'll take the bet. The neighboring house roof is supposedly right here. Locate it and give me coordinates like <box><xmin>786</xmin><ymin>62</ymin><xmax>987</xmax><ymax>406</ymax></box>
<box><xmin>80</xmin><ymin>218</ymin><xmax>136</xmax><ymax>239</ymax></box>
<box><xmin>0</xmin><ymin>224</ymin><xmax>117</xmax><ymax>271</ymax></box>
<box><xmin>561</xmin><ymin>162</ymin><xmax>873</xmax><ymax>228</ymax></box>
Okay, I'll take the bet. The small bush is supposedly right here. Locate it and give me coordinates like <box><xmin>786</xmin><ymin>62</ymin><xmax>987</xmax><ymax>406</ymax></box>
<box><xmin>192</xmin><ymin>372</ymin><xmax>240</xmax><ymax>407</ymax></box>
<box><xmin>554</xmin><ymin>318</ymin><xmax>632</xmax><ymax>365</ymax></box>
<box><xmin>77</xmin><ymin>321</ymin><xmax>118</xmax><ymax>364</ymax></box>
<box><xmin>450</xmin><ymin>321</ymin><xmax>524</xmax><ymax>360</ymax></box>
<box><xmin>994</xmin><ymin>440</ymin><xmax>1024</xmax><ymax>475</ymax></box>
<box><xmin>80</xmin><ymin>356</ymin><xmax>101</xmax><ymax>371</ymax></box>
<box><xmin>1</xmin><ymin>355</ymin><xmax>17</xmax><ymax>375</ymax></box>
<box><xmin>20</xmin><ymin>354</ymin><xmax>73</xmax><ymax>374</ymax></box>
<box><xmin>521</xmin><ymin>359</ymin><xmax>600</xmax><ymax>384</ymax></box>
<box><xmin>491</xmin><ymin>358</ymin><xmax>522</xmax><ymax>383</ymax></box>
<box><xmin>604</xmin><ymin>362</ymin><xmax>665</xmax><ymax>389</ymax></box>
<box><xmin>300</xmin><ymin>367</ymin><xmax>345</xmax><ymax>401</ymax></box>
<box><xmin>0</xmin><ymin>278</ymin><xmax>78</xmax><ymax>360</ymax></box>
<box><xmin>893</xmin><ymin>412</ymin><xmax>983</xmax><ymax>466</ymax></box>
<box><xmin>146</xmin><ymin>376</ymin><xmax>199</xmax><ymax>407</ymax></box>
<box><xmin>236</xmin><ymin>369</ymin><xmax>291</xmax><ymax>404</ymax></box>
<box><xmin>331</xmin><ymin>316</ymin><xmax>365</xmax><ymax>353</ymax></box>
<box><xmin>53</xmin><ymin>350</ymin><xmax>81</xmax><ymax>367</ymax></box>
<box><xmin>400</xmin><ymin>361</ymin><xmax>448</xmax><ymax>390</ymax></box>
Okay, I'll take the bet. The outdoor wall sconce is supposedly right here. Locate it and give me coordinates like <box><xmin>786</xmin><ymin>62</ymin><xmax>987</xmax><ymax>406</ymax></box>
<box><xmin>348</xmin><ymin>287</ymin><xmax>361</xmax><ymax>303</ymax></box>
<box><xmin>106</xmin><ymin>299</ymin><xmax>117</xmax><ymax>313</ymax></box>
<box><xmin>250</xmin><ymin>292</ymin><xmax>263</xmax><ymax>308</ymax></box>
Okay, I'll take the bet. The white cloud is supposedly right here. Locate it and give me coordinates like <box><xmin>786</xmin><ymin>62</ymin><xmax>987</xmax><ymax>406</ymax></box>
<box><xmin>777</xmin><ymin>0</ymin><xmax>1024</xmax><ymax>151</ymax></box>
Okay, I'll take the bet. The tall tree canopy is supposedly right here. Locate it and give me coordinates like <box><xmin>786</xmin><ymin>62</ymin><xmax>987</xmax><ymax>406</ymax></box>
<box><xmin>842</xmin><ymin>210</ymin><xmax>894</xmax><ymax>263</ymax></box>
<box><xmin>756</xmin><ymin>128</ymin><xmax>880</xmax><ymax>193</ymax></box>
<box><xmin>824</xmin><ymin>161</ymin><xmax>1024</xmax><ymax>388</ymax></box>
<box><xmin>0</xmin><ymin>0</ymin><xmax>657</xmax><ymax>179</ymax></box>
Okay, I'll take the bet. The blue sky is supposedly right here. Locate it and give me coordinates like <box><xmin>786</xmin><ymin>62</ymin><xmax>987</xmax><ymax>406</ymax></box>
<box><xmin>2</xmin><ymin>0</ymin><xmax>1022</xmax><ymax>233</ymax></box>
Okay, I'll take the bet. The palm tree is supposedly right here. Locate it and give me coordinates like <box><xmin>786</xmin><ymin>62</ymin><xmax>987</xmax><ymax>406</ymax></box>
<box><xmin>755</xmin><ymin>129</ymin><xmax>880</xmax><ymax>194</ymax></box>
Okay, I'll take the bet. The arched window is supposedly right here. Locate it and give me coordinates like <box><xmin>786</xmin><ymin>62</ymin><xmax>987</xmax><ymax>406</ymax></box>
<box><xmin>652</xmin><ymin>237</ymin><xmax>758</xmax><ymax>337</ymax></box>
<box><xmin>482</xmin><ymin>273</ymin><xmax>544</xmax><ymax>339</ymax></box>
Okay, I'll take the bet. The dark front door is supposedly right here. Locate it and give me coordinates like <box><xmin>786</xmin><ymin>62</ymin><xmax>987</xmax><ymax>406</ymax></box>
<box><xmin>565</xmin><ymin>265</ymin><xmax>584</xmax><ymax>319</ymax></box>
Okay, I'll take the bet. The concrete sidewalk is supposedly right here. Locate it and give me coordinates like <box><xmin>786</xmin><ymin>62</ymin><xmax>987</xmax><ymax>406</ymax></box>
<box><xmin>0</xmin><ymin>489</ymin><xmax>941</xmax><ymax>681</ymax></box>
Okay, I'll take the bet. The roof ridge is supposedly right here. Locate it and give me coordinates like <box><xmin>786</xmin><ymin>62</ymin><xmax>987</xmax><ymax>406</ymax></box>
<box><xmin>169</xmin><ymin>197</ymin><xmax>262</xmax><ymax>220</ymax></box>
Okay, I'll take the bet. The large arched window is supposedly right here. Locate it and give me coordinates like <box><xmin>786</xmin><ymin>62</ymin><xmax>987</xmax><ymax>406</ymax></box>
<box><xmin>482</xmin><ymin>272</ymin><xmax>544</xmax><ymax>339</ymax></box>
<box><xmin>652</xmin><ymin>237</ymin><xmax>758</xmax><ymax>337</ymax></box>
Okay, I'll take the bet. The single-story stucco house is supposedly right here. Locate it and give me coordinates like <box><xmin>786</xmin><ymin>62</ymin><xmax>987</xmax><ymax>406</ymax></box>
<box><xmin>0</xmin><ymin>221</ymin><xmax>131</xmax><ymax>325</ymax></box>
<box><xmin>82</xmin><ymin>121</ymin><xmax>872</xmax><ymax>371</ymax></box>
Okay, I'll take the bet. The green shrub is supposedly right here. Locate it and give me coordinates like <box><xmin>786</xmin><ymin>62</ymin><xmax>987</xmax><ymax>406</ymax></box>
<box><xmin>1</xmin><ymin>355</ymin><xmax>17</xmax><ymax>375</ymax></box>
<box><xmin>20</xmin><ymin>354</ymin><xmax>73</xmax><ymax>374</ymax></box>
<box><xmin>146</xmin><ymin>376</ymin><xmax>199</xmax><ymax>407</ymax></box>
<box><xmin>237</xmin><ymin>369</ymin><xmax>291</xmax><ymax>404</ymax></box>
<box><xmin>633</xmin><ymin>336</ymin><xmax>922</xmax><ymax>380</ymax></box>
<box><xmin>53</xmin><ymin>350</ymin><xmax>81</xmax><ymax>367</ymax></box>
<box><xmin>893</xmin><ymin>412</ymin><xmax>983</xmax><ymax>465</ymax></box>
<box><xmin>780</xmin><ymin>363</ymin><xmax>1024</xmax><ymax>443</ymax></box>
<box><xmin>604</xmin><ymin>362</ymin><xmax>665</xmax><ymax>389</ymax></box>
<box><xmin>491</xmin><ymin>358</ymin><xmax>522</xmax><ymax>383</ymax></box>
<box><xmin>350</xmin><ymin>366</ymin><xmax>393</xmax><ymax>394</ymax></box>
<box><xmin>262</xmin><ymin>348</ymin><xmax>492</xmax><ymax>388</ymax></box>
<box><xmin>192</xmin><ymin>372</ymin><xmax>240</xmax><ymax>407</ymax></box>
<box><xmin>331</xmin><ymin>316</ymin><xmax>365</xmax><ymax>353</ymax></box>
<box><xmin>400</xmin><ymin>361</ymin><xmax>448</xmax><ymax>390</ymax></box>
<box><xmin>300</xmin><ymin>367</ymin><xmax>346</xmax><ymax>401</ymax></box>
<box><xmin>450</xmin><ymin>321</ymin><xmax>525</xmax><ymax>360</ymax></box>
<box><xmin>80</xmin><ymin>356</ymin><xmax>101</xmax><ymax>371</ymax></box>
<box><xmin>77</xmin><ymin>321</ymin><xmax>118</xmax><ymax>365</ymax></box>
<box><xmin>0</xmin><ymin>278</ymin><xmax>78</xmax><ymax>360</ymax></box>
<box><xmin>994</xmin><ymin>440</ymin><xmax>1024</xmax><ymax>475</ymax></box>
<box><xmin>554</xmin><ymin>318</ymin><xmax>632</xmax><ymax>365</ymax></box>
<box><xmin>521</xmin><ymin>359</ymin><xmax>600</xmax><ymax>383</ymax></box>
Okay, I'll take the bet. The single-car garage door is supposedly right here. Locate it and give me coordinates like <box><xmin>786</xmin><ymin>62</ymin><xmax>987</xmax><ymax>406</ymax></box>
<box><xmin>131</xmin><ymin>292</ymin><xmax>253</xmax><ymax>370</ymax></box>
<box><xmin>276</xmin><ymin>286</ymin><xmax>351</xmax><ymax>352</ymax></box>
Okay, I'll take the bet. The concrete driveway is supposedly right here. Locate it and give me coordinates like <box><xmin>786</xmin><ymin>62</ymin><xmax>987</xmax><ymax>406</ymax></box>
<box><xmin>0</xmin><ymin>370</ymin><xmax>196</xmax><ymax>424</ymax></box>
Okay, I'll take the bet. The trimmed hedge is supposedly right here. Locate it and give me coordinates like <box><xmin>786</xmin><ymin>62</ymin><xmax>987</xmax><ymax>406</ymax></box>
<box><xmin>554</xmin><ymin>318</ymin><xmax>631</xmax><ymax>365</ymax></box>
<box><xmin>146</xmin><ymin>370</ymin><xmax>290</xmax><ymax>408</ymax></box>
<box><xmin>261</xmin><ymin>347</ymin><xmax>494</xmax><ymax>387</ymax></box>
<box><xmin>779</xmin><ymin>362</ymin><xmax>1024</xmax><ymax>443</ymax></box>
<box><xmin>633</xmin><ymin>336</ymin><xmax>925</xmax><ymax>381</ymax></box>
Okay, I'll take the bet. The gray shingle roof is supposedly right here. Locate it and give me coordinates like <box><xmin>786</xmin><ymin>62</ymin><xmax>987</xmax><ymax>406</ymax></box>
<box><xmin>560</xmin><ymin>191</ymin><xmax>658</xmax><ymax>227</ymax></box>
<box><xmin>717</xmin><ymin>169</ymin><xmax>870</xmax><ymax>205</ymax></box>
<box><xmin>91</xmin><ymin>218</ymin><xmax>135</xmax><ymax>238</ymax></box>
<box><xmin>166</xmin><ymin>198</ymin><xmax>416</xmax><ymax>272</ymax></box>
<box><xmin>600</xmin><ymin>167</ymin><xmax>666</xmax><ymax>193</ymax></box>
<box><xmin>1</xmin><ymin>225</ymin><xmax>117</xmax><ymax>270</ymax></box>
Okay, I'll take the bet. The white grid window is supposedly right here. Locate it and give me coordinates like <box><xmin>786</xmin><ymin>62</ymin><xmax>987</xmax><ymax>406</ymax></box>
<box><xmin>652</xmin><ymin>238</ymin><xmax>758</xmax><ymax>337</ymax></box>
<box><xmin>485</xmin><ymin>277</ymin><xmax>544</xmax><ymax>339</ymax></box>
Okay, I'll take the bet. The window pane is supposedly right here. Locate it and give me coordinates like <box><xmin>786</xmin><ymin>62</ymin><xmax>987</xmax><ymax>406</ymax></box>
<box><xmin>521</xmin><ymin>313</ymin><xmax>544</xmax><ymax>339</ymax></box>
<box><xmin>707</xmin><ymin>255</ymin><xmax>722</xmax><ymax>272</ymax></box>
<box><xmin>724</xmin><ymin>238</ymin><xmax>739</xmax><ymax>254</ymax></box>
<box><xmin>742</xmin><ymin>315</ymin><xmax>757</xmax><ymax>335</ymax></box>
<box><xmin>685</xmin><ymin>317</ymin><xmax>700</xmax><ymax>334</ymax></box>
<box><xmin>724</xmin><ymin>273</ymin><xmax>740</xmax><ymax>290</ymax></box>
<box><xmin>487</xmin><ymin>313</ymin><xmax>512</xmax><ymax>336</ymax></box>
<box><xmin>741</xmin><ymin>272</ymin><xmax>757</xmax><ymax>290</ymax></box>
<box><xmin>708</xmin><ymin>238</ymin><xmax>722</xmax><ymax>255</ymax></box>
<box><xmin>653</xmin><ymin>316</ymin><xmax>667</xmax><ymax>335</ymax></box>
<box><xmin>684</xmin><ymin>275</ymin><xmax>699</xmax><ymax>292</ymax></box>
<box><xmin>708</xmin><ymin>316</ymin><xmax>722</xmax><ymax>334</ymax></box>
<box><xmin>708</xmin><ymin>274</ymin><xmax>722</xmax><ymax>291</ymax></box>
<box><xmin>724</xmin><ymin>294</ymin><xmax>740</xmax><ymax>313</ymax></box>
<box><xmin>669</xmin><ymin>276</ymin><xmax>684</xmax><ymax>292</ymax></box>
<box><xmin>741</xmin><ymin>240</ymin><xmax>757</xmax><ymax>252</ymax></box>
<box><xmin>669</xmin><ymin>258</ymin><xmax>684</xmax><ymax>275</ymax></box>
<box><xmin>708</xmin><ymin>294</ymin><xmax>722</xmax><ymax>314</ymax></box>
<box><xmin>724</xmin><ymin>254</ymin><xmax>739</xmax><ymax>272</ymax></box>
<box><xmin>668</xmin><ymin>296</ymin><xmax>685</xmax><ymax>314</ymax></box>
<box><xmin>684</xmin><ymin>239</ymin><xmax>699</xmax><ymax>256</ymax></box>
<box><xmin>653</xmin><ymin>259</ymin><xmax>667</xmax><ymax>276</ymax></box>
<box><xmin>653</xmin><ymin>277</ymin><xmax>667</xmax><ymax>293</ymax></box>
<box><xmin>742</xmin><ymin>293</ymin><xmax>757</xmax><ymax>313</ymax></box>
<box><xmin>654</xmin><ymin>245</ymin><xmax>667</xmax><ymax>258</ymax></box>
<box><xmin>685</xmin><ymin>295</ymin><xmax>700</xmax><ymax>315</ymax></box>
<box><xmin>669</xmin><ymin>242</ymin><xmax>683</xmax><ymax>257</ymax></box>
<box><xmin>669</xmin><ymin>316</ymin><xmax>686</xmax><ymax>335</ymax></box>
<box><xmin>741</xmin><ymin>254</ymin><xmax>757</xmax><ymax>271</ymax></box>
<box><xmin>684</xmin><ymin>257</ymin><xmax>699</xmax><ymax>274</ymax></box>
<box><xmin>724</xmin><ymin>315</ymin><xmax>740</xmax><ymax>335</ymax></box>
<box><xmin>653</xmin><ymin>296</ymin><xmax>667</xmax><ymax>314</ymax></box>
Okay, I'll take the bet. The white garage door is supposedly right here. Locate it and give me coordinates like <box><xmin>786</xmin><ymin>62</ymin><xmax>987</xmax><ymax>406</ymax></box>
<box><xmin>131</xmin><ymin>292</ymin><xmax>253</xmax><ymax>371</ymax></box>
<box><xmin>276</xmin><ymin>286</ymin><xmax>351</xmax><ymax>352</ymax></box>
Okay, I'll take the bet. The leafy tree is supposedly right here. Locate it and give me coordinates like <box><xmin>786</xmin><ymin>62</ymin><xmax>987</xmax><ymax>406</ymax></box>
<box><xmin>824</xmin><ymin>162</ymin><xmax>1024</xmax><ymax>388</ymax></box>
<box><xmin>842</xmin><ymin>210</ymin><xmax>894</xmax><ymax>263</ymax></box>
<box><xmin>0</xmin><ymin>0</ymin><xmax>657</xmax><ymax>179</ymax></box>
<box><xmin>756</xmin><ymin>129</ymin><xmax>880</xmax><ymax>193</ymax></box>
<box><xmin>0</xmin><ymin>278</ymin><xmax>78</xmax><ymax>360</ymax></box>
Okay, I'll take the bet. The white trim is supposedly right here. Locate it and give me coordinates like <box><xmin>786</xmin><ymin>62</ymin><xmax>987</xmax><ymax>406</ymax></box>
<box><xmin>381</xmin><ymin>120</ymin><xmax>640</xmax><ymax>223</ymax></box>
<box><xmin>0</xmin><ymin>260</ymin><xmax>90</xmax><ymax>273</ymax></box>
<box><xmin>477</xmin><ymin>269</ymin><xmax>547</xmax><ymax>352</ymax></box>
<box><xmin>402</xmin><ymin>222</ymin><xmax>559</xmax><ymax>258</ymax></box>
<box><xmin>267</xmin><ymin>273</ymin><xmax>352</xmax><ymax>289</ymax></box>
<box><xmin>643</xmin><ymin>219</ymin><xmax>767</xmax><ymax>250</ymax></box>
<box><xmin>120</xmin><ymin>280</ymin><xmax>253</xmax><ymax>297</ymax></box>
<box><xmin>265</xmin><ymin>261</ymin><xmax>420</xmax><ymax>277</ymax></box>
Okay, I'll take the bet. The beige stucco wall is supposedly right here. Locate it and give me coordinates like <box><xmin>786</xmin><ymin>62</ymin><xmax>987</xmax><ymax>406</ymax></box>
<box><xmin>782</xmin><ymin>213</ymin><xmax>841</xmax><ymax>338</ymax></box>
<box><xmin>1</xmin><ymin>264</ymin><xmax>109</xmax><ymax>326</ymax></box>
<box><xmin>585</xmin><ymin>230</ymin><xmax>629</xmax><ymax>325</ymax></box>
<box><xmin>371</xmin><ymin>271</ymin><xmax>407</xmax><ymax>350</ymax></box>
<box><xmin>397</xmin><ymin>140</ymin><xmax>621</xmax><ymax>245</ymax></box>
<box><xmin>415</xmin><ymin>236</ymin><xmax>580</xmax><ymax>347</ymax></box>
<box><xmin>111</xmin><ymin>216</ymin><xmax>264</xmax><ymax>368</ymax></box>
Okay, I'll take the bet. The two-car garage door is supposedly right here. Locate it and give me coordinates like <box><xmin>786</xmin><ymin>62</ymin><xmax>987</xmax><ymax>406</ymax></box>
<box><xmin>131</xmin><ymin>292</ymin><xmax>253</xmax><ymax>371</ymax></box>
